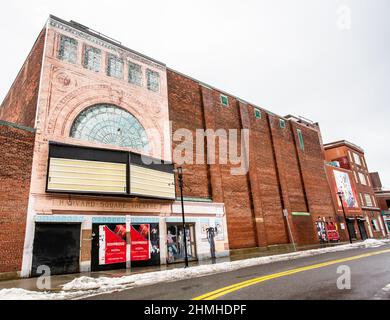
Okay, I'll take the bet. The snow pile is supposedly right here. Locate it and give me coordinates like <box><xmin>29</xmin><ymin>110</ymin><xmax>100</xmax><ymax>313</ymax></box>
<box><xmin>357</xmin><ymin>238</ymin><xmax>387</xmax><ymax>248</ymax></box>
<box><xmin>0</xmin><ymin>238</ymin><xmax>389</xmax><ymax>300</ymax></box>
<box><xmin>382</xmin><ymin>284</ymin><xmax>390</xmax><ymax>292</ymax></box>
<box><xmin>0</xmin><ymin>288</ymin><xmax>87</xmax><ymax>300</ymax></box>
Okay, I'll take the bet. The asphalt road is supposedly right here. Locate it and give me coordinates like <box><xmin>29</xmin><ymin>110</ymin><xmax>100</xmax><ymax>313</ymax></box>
<box><xmin>84</xmin><ymin>244</ymin><xmax>390</xmax><ymax>300</ymax></box>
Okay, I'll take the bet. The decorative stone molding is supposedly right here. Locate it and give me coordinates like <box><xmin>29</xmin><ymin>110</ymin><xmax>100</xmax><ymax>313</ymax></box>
<box><xmin>49</xmin><ymin>18</ymin><xmax>165</xmax><ymax>71</ymax></box>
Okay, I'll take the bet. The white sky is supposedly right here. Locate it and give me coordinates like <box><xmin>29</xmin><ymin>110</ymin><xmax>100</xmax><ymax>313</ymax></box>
<box><xmin>1</xmin><ymin>0</ymin><xmax>389</xmax><ymax>186</ymax></box>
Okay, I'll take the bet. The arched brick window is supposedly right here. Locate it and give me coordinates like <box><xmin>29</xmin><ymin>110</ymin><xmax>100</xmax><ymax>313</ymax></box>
<box><xmin>70</xmin><ymin>104</ymin><xmax>149</xmax><ymax>151</ymax></box>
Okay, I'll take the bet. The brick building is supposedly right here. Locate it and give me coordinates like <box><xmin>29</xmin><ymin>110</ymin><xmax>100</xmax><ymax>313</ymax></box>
<box><xmin>0</xmin><ymin>121</ymin><xmax>35</xmax><ymax>279</ymax></box>
<box><xmin>0</xmin><ymin>16</ymin><xmax>346</xmax><ymax>278</ymax></box>
<box><xmin>324</xmin><ymin>141</ymin><xmax>387</xmax><ymax>240</ymax></box>
<box><xmin>370</xmin><ymin>172</ymin><xmax>390</xmax><ymax>233</ymax></box>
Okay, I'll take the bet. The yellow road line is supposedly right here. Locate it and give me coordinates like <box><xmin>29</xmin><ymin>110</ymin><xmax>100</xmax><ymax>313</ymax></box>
<box><xmin>193</xmin><ymin>248</ymin><xmax>390</xmax><ymax>300</ymax></box>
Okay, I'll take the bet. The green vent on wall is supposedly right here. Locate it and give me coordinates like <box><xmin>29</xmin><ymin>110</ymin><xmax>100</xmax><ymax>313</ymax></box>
<box><xmin>279</xmin><ymin>119</ymin><xmax>286</xmax><ymax>129</ymax></box>
<box><xmin>220</xmin><ymin>94</ymin><xmax>229</xmax><ymax>107</ymax></box>
<box><xmin>254</xmin><ymin>108</ymin><xmax>261</xmax><ymax>119</ymax></box>
<box><xmin>297</xmin><ymin>129</ymin><xmax>304</xmax><ymax>150</ymax></box>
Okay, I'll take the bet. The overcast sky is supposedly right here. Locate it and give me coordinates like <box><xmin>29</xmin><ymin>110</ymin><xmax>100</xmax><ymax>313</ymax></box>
<box><xmin>1</xmin><ymin>0</ymin><xmax>389</xmax><ymax>186</ymax></box>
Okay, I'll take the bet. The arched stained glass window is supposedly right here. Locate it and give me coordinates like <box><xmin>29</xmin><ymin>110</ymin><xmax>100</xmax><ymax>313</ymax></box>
<box><xmin>70</xmin><ymin>104</ymin><xmax>149</xmax><ymax>151</ymax></box>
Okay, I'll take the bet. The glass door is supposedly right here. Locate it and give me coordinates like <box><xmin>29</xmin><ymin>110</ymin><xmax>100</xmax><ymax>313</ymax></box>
<box><xmin>167</xmin><ymin>223</ymin><xmax>197</xmax><ymax>264</ymax></box>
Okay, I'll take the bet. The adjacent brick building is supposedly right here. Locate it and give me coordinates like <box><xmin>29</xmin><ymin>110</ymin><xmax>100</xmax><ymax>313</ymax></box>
<box><xmin>0</xmin><ymin>16</ymin><xmax>383</xmax><ymax>278</ymax></box>
<box><xmin>0</xmin><ymin>121</ymin><xmax>35</xmax><ymax>278</ymax></box>
<box><xmin>370</xmin><ymin>172</ymin><xmax>390</xmax><ymax>233</ymax></box>
<box><xmin>324</xmin><ymin>141</ymin><xmax>387</xmax><ymax>240</ymax></box>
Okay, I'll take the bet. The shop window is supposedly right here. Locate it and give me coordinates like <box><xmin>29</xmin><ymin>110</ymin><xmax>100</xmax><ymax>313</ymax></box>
<box><xmin>58</xmin><ymin>35</ymin><xmax>78</xmax><ymax>64</ymax></box>
<box><xmin>167</xmin><ymin>223</ymin><xmax>197</xmax><ymax>263</ymax></box>
<box><xmin>83</xmin><ymin>45</ymin><xmax>101</xmax><ymax>72</ymax></box>
<box><xmin>146</xmin><ymin>69</ymin><xmax>160</xmax><ymax>92</ymax></box>
<box><xmin>91</xmin><ymin>221</ymin><xmax>161</xmax><ymax>271</ymax></box>
<box><xmin>297</xmin><ymin>129</ymin><xmax>304</xmax><ymax>150</ymax></box>
<box><xmin>128</xmin><ymin>62</ymin><xmax>142</xmax><ymax>86</ymax></box>
<box><xmin>107</xmin><ymin>54</ymin><xmax>124</xmax><ymax>79</ymax></box>
<box><xmin>254</xmin><ymin>108</ymin><xmax>261</xmax><ymax>119</ymax></box>
<box><xmin>220</xmin><ymin>94</ymin><xmax>229</xmax><ymax>107</ymax></box>
<box><xmin>70</xmin><ymin>104</ymin><xmax>149</xmax><ymax>151</ymax></box>
<box><xmin>279</xmin><ymin>119</ymin><xmax>286</xmax><ymax>129</ymax></box>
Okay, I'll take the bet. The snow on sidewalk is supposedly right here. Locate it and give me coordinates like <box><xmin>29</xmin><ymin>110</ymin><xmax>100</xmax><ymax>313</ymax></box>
<box><xmin>0</xmin><ymin>238</ymin><xmax>389</xmax><ymax>300</ymax></box>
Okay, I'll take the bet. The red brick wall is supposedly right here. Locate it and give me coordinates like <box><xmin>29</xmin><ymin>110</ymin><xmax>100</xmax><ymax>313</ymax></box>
<box><xmin>0</xmin><ymin>121</ymin><xmax>35</xmax><ymax>273</ymax></box>
<box><xmin>292</xmin><ymin>124</ymin><xmax>336</xmax><ymax>218</ymax></box>
<box><xmin>0</xmin><ymin>28</ymin><xmax>46</xmax><ymax>127</ymax></box>
<box><xmin>167</xmin><ymin>69</ymin><xmax>336</xmax><ymax>249</ymax></box>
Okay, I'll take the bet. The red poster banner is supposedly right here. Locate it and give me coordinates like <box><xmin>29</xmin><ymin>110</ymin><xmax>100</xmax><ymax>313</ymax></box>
<box><xmin>100</xmin><ymin>225</ymin><xmax>126</xmax><ymax>265</ymax></box>
<box><xmin>131</xmin><ymin>224</ymin><xmax>150</xmax><ymax>261</ymax></box>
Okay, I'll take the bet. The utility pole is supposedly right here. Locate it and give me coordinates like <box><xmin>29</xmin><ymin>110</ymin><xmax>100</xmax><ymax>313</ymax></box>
<box><xmin>175</xmin><ymin>167</ymin><xmax>189</xmax><ymax>268</ymax></box>
<box><xmin>337</xmin><ymin>191</ymin><xmax>353</xmax><ymax>244</ymax></box>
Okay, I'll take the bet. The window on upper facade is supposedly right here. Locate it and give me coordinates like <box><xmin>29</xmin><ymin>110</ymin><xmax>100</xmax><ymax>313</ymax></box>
<box><xmin>364</xmin><ymin>194</ymin><xmax>373</xmax><ymax>207</ymax></box>
<box><xmin>254</xmin><ymin>108</ymin><xmax>261</xmax><ymax>119</ymax></box>
<box><xmin>83</xmin><ymin>45</ymin><xmax>101</xmax><ymax>72</ymax></box>
<box><xmin>353</xmin><ymin>152</ymin><xmax>362</xmax><ymax>166</ymax></box>
<box><xmin>146</xmin><ymin>69</ymin><xmax>160</xmax><ymax>92</ymax></box>
<box><xmin>358</xmin><ymin>172</ymin><xmax>367</xmax><ymax>185</ymax></box>
<box><xmin>128</xmin><ymin>62</ymin><xmax>143</xmax><ymax>86</ymax></box>
<box><xmin>297</xmin><ymin>129</ymin><xmax>304</xmax><ymax>150</ymax></box>
<box><xmin>279</xmin><ymin>119</ymin><xmax>286</xmax><ymax>129</ymax></box>
<box><xmin>107</xmin><ymin>54</ymin><xmax>124</xmax><ymax>79</ymax></box>
<box><xmin>70</xmin><ymin>104</ymin><xmax>149</xmax><ymax>151</ymax></box>
<box><xmin>58</xmin><ymin>35</ymin><xmax>78</xmax><ymax>64</ymax></box>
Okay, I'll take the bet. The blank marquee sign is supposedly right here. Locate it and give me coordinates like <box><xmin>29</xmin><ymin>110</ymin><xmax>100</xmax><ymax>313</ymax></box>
<box><xmin>46</xmin><ymin>142</ymin><xmax>176</xmax><ymax>200</ymax></box>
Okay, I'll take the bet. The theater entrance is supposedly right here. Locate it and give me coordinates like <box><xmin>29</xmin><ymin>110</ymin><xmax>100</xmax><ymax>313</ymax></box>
<box><xmin>166</xmin><ymin>223</ymin><xmax>197</xmax><ymax>264</ymax></box>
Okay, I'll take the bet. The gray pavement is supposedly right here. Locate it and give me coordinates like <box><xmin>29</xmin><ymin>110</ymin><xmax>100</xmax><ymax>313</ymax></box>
<box><xmin>83</xmin><ymin>244</ymin><xmax>390</xmax><ymax>300</ymax></box>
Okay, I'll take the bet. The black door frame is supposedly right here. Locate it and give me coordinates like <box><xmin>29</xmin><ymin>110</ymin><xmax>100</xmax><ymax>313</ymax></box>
<box><xmin>346</xmin><ymin>218</ymin><xmax>357</xmax><ymax>240</ymax></box>
<box><xmin>357</xmin><ymin>219</ymin><xmax>368</xmax><ymax>240</ymax></box>
<box><xmin>32</xmin><ymin>222</ymin><xmax>81</xmax><ymax>277</ymax></box>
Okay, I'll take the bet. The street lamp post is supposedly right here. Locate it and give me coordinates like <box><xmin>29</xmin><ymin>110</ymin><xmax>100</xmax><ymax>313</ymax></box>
<box><xmin>337</xmin><ymin>191</ymin><xmax>353</xmax><ymax>244</ymax></box>
<box><xmin>175</xmin><ymin>167</ymin><xmax>189</xmax><ymax>268</ymax></box>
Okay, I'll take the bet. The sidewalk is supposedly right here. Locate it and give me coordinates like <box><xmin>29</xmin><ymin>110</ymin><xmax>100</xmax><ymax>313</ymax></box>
<box><xmin>0</xmin><ymin>240</ymin><xmax>355</xmax><ymax>292</ymax></box>
<box><xmin>0</xmin><ymin>257</ymin><xmax>231</xmax><ymax>292</ymax></box>
<box><xmin>0</xmin><ymin>239</ymin><xmax>388</xmax><ymax>299</ymax></box>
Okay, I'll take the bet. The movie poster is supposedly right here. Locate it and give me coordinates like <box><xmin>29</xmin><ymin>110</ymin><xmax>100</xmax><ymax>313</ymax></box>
<box><xmin>98</xmin><ymin>224</ymin><xmax>127</xmax><ymax>265</ymax></box>
<box><xmin>333</xmin><ymin>170</ymin><xmax>359</xmax><ymax>209</ymax></box>
<box><xmin>97</xmin><ymin>223</ymin><xmax>160</xmax><ymax>267</ymax></box>
<box><xmin>130</xmin><ymin>224</ymin><xmax>151</xmax><ymax>261</ymax></box>
<box><xmin>325</xmin><ymin>222</ymin><xmax>340</xmax><ymax>242</ymax></box>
